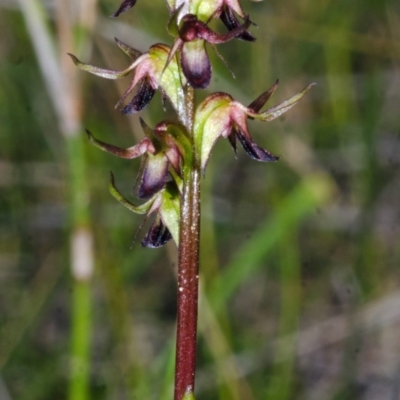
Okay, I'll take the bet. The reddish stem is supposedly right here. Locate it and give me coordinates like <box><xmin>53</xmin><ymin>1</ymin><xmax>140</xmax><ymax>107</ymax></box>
<box><xmin>174</xmin><ymin>168</ymin><xmax>200</xmax><ymax>400</ymax></box>
<box><xmin>174</xmin><ymin>85</ymin><xmax>200</xmax><ymax>400</ymax></box>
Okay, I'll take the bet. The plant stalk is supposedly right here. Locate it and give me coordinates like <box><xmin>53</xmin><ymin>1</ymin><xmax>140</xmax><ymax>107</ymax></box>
<box><xmin>174</xmin><ymin>85</ymin><xmax>201</xmax><ymax>400</ymax></box>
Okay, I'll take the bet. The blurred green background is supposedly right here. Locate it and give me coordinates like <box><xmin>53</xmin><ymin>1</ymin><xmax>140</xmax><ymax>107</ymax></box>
<box><xmin>1</xmin><ymin>0</ymin><xmax>400</xmax><ymax>399</ymax></box>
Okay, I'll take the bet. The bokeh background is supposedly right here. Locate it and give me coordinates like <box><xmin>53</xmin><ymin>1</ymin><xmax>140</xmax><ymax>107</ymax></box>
<box><xmin>1</xmin><ymin>0</ymin><xmax>400</xmax><ymax>399</ymax></box>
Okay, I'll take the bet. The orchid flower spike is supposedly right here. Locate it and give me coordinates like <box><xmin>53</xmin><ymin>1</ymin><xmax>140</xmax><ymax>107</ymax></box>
<box><xmin>85</xmin><ymin>119</ymin><xmax>189</xmax><ymax>199</ymax></box>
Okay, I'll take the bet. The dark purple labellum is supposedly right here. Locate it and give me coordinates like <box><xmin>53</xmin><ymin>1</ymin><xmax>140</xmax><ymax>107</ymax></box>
<box><xmin>122</xmin><ymin>80</ymin><xmax>156</xmax><ymax>115</ymax></box>
<box><xmin>137</xmin><ymin>155</ymin><xmax>169</xmax><ymax>199</ymax></box>
<box><xmin>220</xmin><ymin>7</ymin><xmax>256</xmax><ymax>42</ymax></box>
<box><xmin>141</xmin><ymin>219</ymin><xmax>172</xmax><ymax>248</ymax></box>
<box><xmin>111</xmin><ymin>0</ymin><xmax>137</xmax><ymax>17</ymax></box>
<box><xmin>181</xmin><ymin>43</ymin><xmax>211</xmax><ymax>89</ymax></box>
<box><xmin>236</xmin><ymin>130</ymin><xmax>279</xmax><ymax>162</ymax></box>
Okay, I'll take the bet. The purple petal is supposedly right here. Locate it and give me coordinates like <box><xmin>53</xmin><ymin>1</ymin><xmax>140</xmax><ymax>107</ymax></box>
<box><xmin>227</xmin><ymin>131</ymin><xmax>238</xmax><ymax>156</ymax></box>
<box><xmin>141</xmin><ymin>218</ymin><xmax>172</xmax><ymax>248</ymax></box>
<box><xmin>181</xmin><ymin>41</ymin><xmax>211</xmax><ymax>89</ymax></box>
<box><xmin>114</xmin><ymin>37</ymin><xmax>142</xmax><ymax>60</ymax></box>
<box><xmin>191</xmin><ymin>16</ymin><xmax>251</xmax><ymax>44</ymax></box>
<box><xmin>236</xmin><ymin>129</ymin><xmax>279</xmax><ymax>162</ymax></box>
<box><xmin>111</xmin><ymin>0</ymin><xmax>137</xmax><ymax>17</ymax></box>
<box><xmin>121</xmin><ymin>79</ymin><xmax>156</xmax><ymax>114</ymax></box>
<box><xmin>137</xmin><ymin>154</ymin><xmax>169</xmax><ymax>199</ymax></box>
<box><xmin>248</xmin><ymin>80</ymin><xmax>279</xmax><ymax>113</ymax></box>
<box><xmin>86</xmin><ymin>130</ymin><xmax>154</xmax><ymax>158</ymax></box>
<box><xmin>220</xmin><ymin>7</ymin><xmax>256</xmax><ymax>42</ymax></box>
<box><xmin>179</xmin><ymin>14</ymin><xmax>252</xmax><ymax>44</ymax></box>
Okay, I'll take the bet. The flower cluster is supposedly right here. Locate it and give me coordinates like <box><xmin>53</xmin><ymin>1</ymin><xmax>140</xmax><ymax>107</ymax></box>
<box><xmin>70</xmin><ymin>0</ymin><xmax>313</xmax><ymax>248</ymax></box>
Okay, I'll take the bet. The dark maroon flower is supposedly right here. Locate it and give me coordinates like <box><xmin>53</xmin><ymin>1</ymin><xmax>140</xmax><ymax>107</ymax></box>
<box><xmin>141</xmin><ymin>215</ymin><xmax>173</xmax><ymax>248</ymax></box>
<box><xmin>166</xmin><ymin>13</ymin><xmax>252</xmax><ymax>88</ymax></box>
<box><xmin>109</xmin><ymin>173</ymin><xmax>180</xmax><ymax>248</ymax></box>
<box><xmin>85</xmin><ymin>119</ymin><xmax>186</xmax><ymax>199</ymax></box>
<box><xmin>69</xmin><ymin>41</ymin><xmax>185</xmax><ymax>115</ymax></box>
<box><xmin>194</xmin><ymin>81</ymin><xmax>316</xmax><ymax>171</ymax></box>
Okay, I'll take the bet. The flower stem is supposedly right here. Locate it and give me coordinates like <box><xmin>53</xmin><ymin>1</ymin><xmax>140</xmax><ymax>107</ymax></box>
<box><xmin>174</xmin><ymin>85</ymin><xmax>201</xmax><ymax>400</ymax></box>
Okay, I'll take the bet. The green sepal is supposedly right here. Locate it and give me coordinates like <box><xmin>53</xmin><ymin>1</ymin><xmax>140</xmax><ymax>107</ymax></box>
<box><xmin>114</xmin><ymin>37</ymin><xmax>142</xmax><ymax>60</ymax></box>
<box><xmin>193</xmin><ymin>93</ymin><xmax>232</xmax><ymax>171</ymax></box>
<box><xmin>167</xmin><ymin>4</ymin><xmax>184</xmax><ymax>36</ymax></box>
<box><xmin>68</xmin><ymin>53</ymin><xmax>142</xmax><ymax>79</ymax></box>
<box><xmin>109</xmin><ymin>172</ymin><xmax>154</xmax><ymax>214</ymax></box>
<box><xmin>249</xmin><ymin>82</ymin><xmax>316</xmax><ymax>121</ymax></box>
<box><xmin>109</xmin><ymin>173</ymin><xmax>180</xmax><ymax>246</ymax></box>
<box><xmin>159</xmin><ymin>183</ymin><xmax>180</xmax><ymax>245</ymax></box>
<box><xmin>148</xmin><ymin>44</ymin><xmax>187</xmax><ymax>114</ymax></box>
<box><xmin>191</xmin><ymin>0</ymin><xmax>220</xmax><ymax>22</ymax></box>
<box><xmin>191</xmin><ymin>0</ymin><xmax>246</xmax><ymax>22</ymax></box>
<box><xmin>169</xmin><ymin>167</ymin><xmax>183</xmax><ymax>193</ymax></box>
